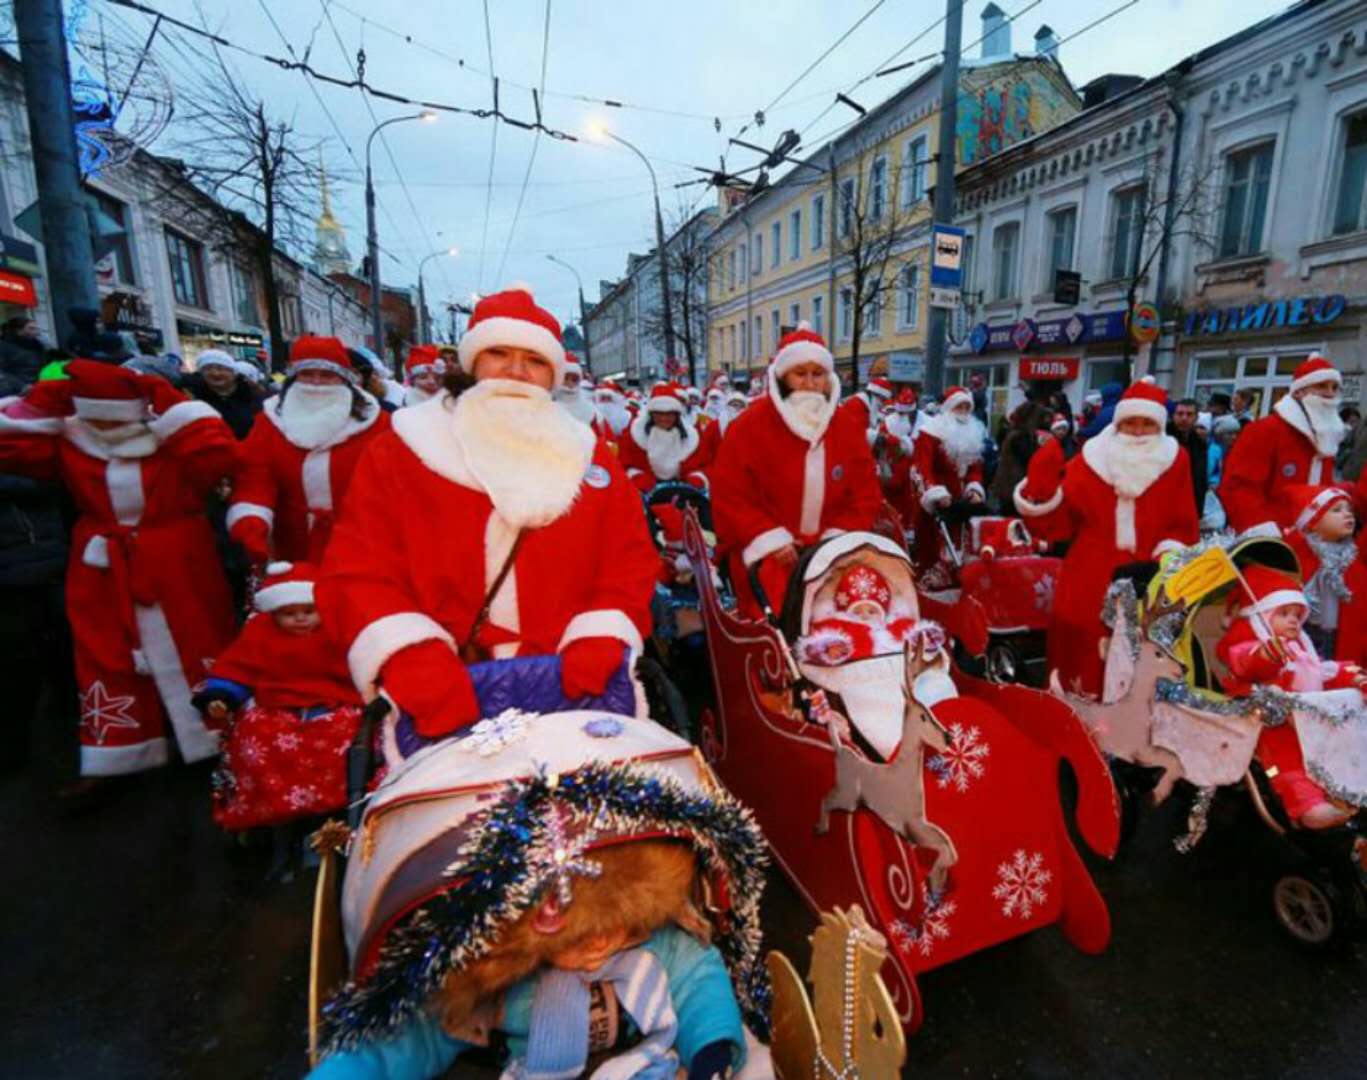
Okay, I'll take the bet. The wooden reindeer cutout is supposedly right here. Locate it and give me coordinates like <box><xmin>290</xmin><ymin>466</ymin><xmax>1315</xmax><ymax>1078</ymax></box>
<box><xmin>768</xmin><ymin>905</ymin><xmax>906</xmax><ymax>1079</ymax></box>
<box><xmin>816</xmin><ymin>639</ymin><xmax>959</xmax><ymax>890</ymax></box>
<box><xmin>1054</xmin><ymin>589</ymin><xmax>1187</xmax><ymax>802</ymax></box>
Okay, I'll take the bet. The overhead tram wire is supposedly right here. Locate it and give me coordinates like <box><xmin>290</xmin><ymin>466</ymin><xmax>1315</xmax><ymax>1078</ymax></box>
<box><xmin>318</xmin><ymin>0</ymin><xmax>456</xmax><ymax>300</ymax></box>
<box><xmin>476</xmin><ymin>0</ymin><xmax>498</xmax><ymax>293</ymax></box>
<box><xmin>494</xmin><ymin>0</ymin><xmax>552</xmax><ymax>285</ymax></box>
<box><xmin>252</xmin><ymin>0</ymin><xmax>420</xmax><ymax>278</ymax></box>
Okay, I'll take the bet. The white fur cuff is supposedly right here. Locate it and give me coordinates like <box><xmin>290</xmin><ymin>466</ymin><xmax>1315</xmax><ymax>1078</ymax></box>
<box><xmin>0</xmin><ymin>396</ymin><xmax>63</xmax><ymax>435</ymax></box>
<box><xmin>964</xmin><ymin>481</ymin><xmax>985</xmax><ymax>500</ymax></box>
<box><xmin>920</xmin><ymin>485</ymin><xmax>951</xmax><ymax>514</ymax></box>
<box><xmin>742</xmin><ymin>526</ymin><xmax>795</xmax><ymax>568</ymax></box>
<box><xmin>557</xmin><ymin>609</ymin><xmax>644</xmax><ymax>654</ymax></box>
<box><xmin>226</xmin><ymin>502</ymin><xmax>274</xmax><ymax>532</ymax></box>
<box><xmin>1151</xmin><ymin>538</ymin><xmax>1186</xmax><ymax>559</ymax></box>
<box><xmin>1013</xmin><ymin>478</ymin><xmax>1064</xmax><ymax>518</ymax></box>
<box><xmin>147</xmin><ymin>399</ymin><xmax>220</xmax><ymax>440</ymax></box>
<box><xmin>347</xmin><ymin>612</ymin><xmax>456</xmax><ymax>699</ymax></box>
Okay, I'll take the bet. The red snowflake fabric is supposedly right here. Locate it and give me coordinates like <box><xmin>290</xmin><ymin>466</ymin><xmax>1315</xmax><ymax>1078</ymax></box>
<box><xmin>212</xmin><ymin>704</ymin><xmax>365</xmax><ymax>830</ymax></box>
<box><xmin>834</xmin><ymin>565</ymin><xmax>892</xmax><ymax>614</ymax></box>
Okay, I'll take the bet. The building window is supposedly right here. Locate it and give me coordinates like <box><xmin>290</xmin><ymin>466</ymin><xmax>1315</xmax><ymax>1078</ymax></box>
<box><xmin>788</xmin><ymin>301</ymin><xmax>800</xmax><ymax>328</ymax></box>
<box><xmin>1219</xmin><ymin>142</ymin><xmax>1273</xmax><ymax>257</ymax></box>
<box><xmin>838</xmin><ymin>177</ymin><xmax>857</xmax><ymax>238</ymax></box>
<box><xmin>754</xmin><ymin>314</ymin><xmax>763</xmax><ymax>356</ymax></box>
<box><xmin>789</xmin><ymin>209</ymin><xmax>802</xmax><ymax>260</ymax></box>
<box><xmin>869</xmin><ymin>156</ymin><xmax>887</xmax><ymax>221</ymax></box>
<box><xmin>991</xmin><ymin>222</ymin><xmax>1019</xmax><ymax>302</ymax></box>
<box><xmin>1333</xmin><ymin>113</ymin><xmax>1367</xmax><ymax>236</ymax></box>
<box><xmin>838</xmin><ymin>286</ymin><xmax>854</xmax><ymax>341</ymax></box>
<box><xmin>1109</xmin><ymin>186</ymin><xmax>1145</xmax><ymax>280</ymax></box>
<box><xmin>752</xmin><ymin>233</ymin><xmax>763</xmax><ymax>276</ymax></box>
<box><xmin>1191</xmin><ymin>350</ymin><xmax>1313</xmax><ymax>417</ymax></box>
<box><xmin>742</xmin><ymin>319</ymin><xmax>750</xmax><ymax>361</ymax></box>
<box><xmin>899</xmin><ymin>262</ymin><xmax>920</xmax><ymax>330</ymax></box>
<box><xmin>728</xmin><ymin>249</ymin><xmax>737</xmax><ymax>290</ymax></box>
<box><xmin>812</xmin><ymin>194</ymin><xmax>826</xmax><ymax>250</ymax></box>
<box><xmin>811</xmin><ymin>294</ymin><xmax>824</xmax><ymax>335</ymax></box>
<box><xmin>902</xmin><ymin>135</ymin><xmax>928</xmax><ymax>208</ymax></box>
<box><xmin>740</xmin><ymin>242</ymin><xmax>749</xmax><ymax>282</ymax></box>
<box><xmin>771</xmin><ymin>309</ymin><xmax>780</xmax><ymax>348</ymax></box>
<box><xmin>770</xmin><ymin>221</ymin><xmax>781</xmax><ymax>268</ymax></box>
<box><xmin>90</xmin><ymin>190</ymin><xmax>136</xmax><ymax>285</ymax></box>
<box><xmin>230</xmin><ymin>264</ymin><xmax>257</xmax><ymax>325</ymax></box>
<box><xmin>1047</xmin><ymin>206</ymin><xmax>1076</xmax><ymax>278</ymax></box>
<box><xmin>862</xmin><ymin>277</ymin><xmax>882</xmax><ymax>337</ymax></box>
<box><xmin>165</xmin><ymin>229</ymin><xmax>208</xmax><ymax>310</ymax></box>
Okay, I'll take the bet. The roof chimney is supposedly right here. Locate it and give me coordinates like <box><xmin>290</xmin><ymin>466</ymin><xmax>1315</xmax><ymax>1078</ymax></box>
<box><xmin>1034</xmin><ymin>24</ymin><xmax>1059</xmax><ymax>60</ymax></box>
<box><xmin>981</xmin><ymin>3</ymin><xmax>1011</xmax><ymax>60</ymax></box>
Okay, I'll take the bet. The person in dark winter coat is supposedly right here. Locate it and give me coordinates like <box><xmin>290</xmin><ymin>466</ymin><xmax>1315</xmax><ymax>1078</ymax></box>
<box><xmin>0</xmin><ymin>317</ymin><xmax>48</xmax><ymax>388</ymax></box>
<box><xmin>1078</xmin><ymin>381</ymin><xmax>1124</xmax><ymax>439</ymax></box>
<box><xmin>1168</xmin><ymin>397</ymin><xmax>1209</xmax><ymax>518</ymax></box>
<box><xmin>991</xmin><ymin>401</ymin><xmax>1051</xmax><ymax>511</ymax></box>
<box><xmin>183</xmin><ymin>349</ymin><xmax>264</xmax><ymax>440</ymax></box>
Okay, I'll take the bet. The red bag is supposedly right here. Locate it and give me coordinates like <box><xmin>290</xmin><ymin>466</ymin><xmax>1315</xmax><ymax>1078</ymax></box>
<box><xmin>212</xmin><ymin>704</ymin><xmax>364</xmax><ymax>830</ymax></box>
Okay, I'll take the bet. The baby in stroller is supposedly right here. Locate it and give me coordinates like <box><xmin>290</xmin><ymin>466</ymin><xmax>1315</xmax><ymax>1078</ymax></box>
<box><xmin>1217</xmin><ymin>564</ymin><xmax>1367</xmax><ymax>829</ymax></box>
<box><xmin>798</xmin><ymin>565</ymin><xmax>921</xmax><ymax>666</ymax></box>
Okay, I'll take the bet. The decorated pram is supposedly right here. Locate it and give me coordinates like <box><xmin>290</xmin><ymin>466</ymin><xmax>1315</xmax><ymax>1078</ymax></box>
<box><xmin>1053</xmin><ymin>532</ymin><xmax>1367</xmax><ymax>948</ymax></box>
<box><xmin>684</xmin><ymin>513</ymin><xmax>1119</xmax><ymax>1032</ymax></box>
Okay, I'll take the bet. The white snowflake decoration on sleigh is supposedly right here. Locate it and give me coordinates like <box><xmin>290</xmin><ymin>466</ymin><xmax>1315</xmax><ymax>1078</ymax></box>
<box><xmin>992</xmin><ymin>849</ymin><xmax>1052</xmax><ymax>919</ymax></box>
<box><xmin>1034</xmin><ymin>574</ymin><xmax>1056</xmax><ymax>612</ymax></box>
<box><xmin>928</xmin><ymin>723</ymin><xmax>989</xmax><ymax>793</ymax></box>
<box><xmin>889</xmin><ymin>892</ymin><xmax>958</xmax><ymax>958</ymax></box>
<box><xmin>459</xmin><ymin>709</ymin><xmax>534</xmax><ymax>757</ymax></box>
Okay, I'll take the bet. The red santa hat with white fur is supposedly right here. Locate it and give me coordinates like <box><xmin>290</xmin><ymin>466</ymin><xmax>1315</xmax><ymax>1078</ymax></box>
<box><xmin>1282</xmin><ymin>484</ymin><xmax>1353</xmax><ymax>534</ymax></box>
<box><xmin>254</xmin><ymin>560</ymin><xmax>317</xmax><ymax>613</ymax></box>
<box><xmin>770</xmin><ymin>321</ymin><xmax>833</xmax><ymax>379</ymax></box>
<box><xmin>1237</xmin><ymin>564</ymin><xmax>1308</xmax><ymax>619</ymax></box>
<box><xmin>941</xmin><ymin>385</ymin><xmax>973</xmax><ymax>412</ymax></box>
<box><xmin>645</xmin><ymin>383</ymin><xmax>686</xmax><ymax>415</ymax></box>
<box><xmin>1112</xmin><ymin>377</ymin><xmax>1169</xmax><ymax>427</ymax></box>
<box><xmin>289</xmin><ymin>336</ymin><xmax>358</xmax><ymax>384</ymax></box>
<box><xmin>67</xmin><ymin>360</ymin><xmax>153</xmax><ymax>422</ymax></box>
<box><xmin>455</xmin><ymin>284</ymin><xmax>568</xmax><ymax>386</ymax></box>
<box><xmin>404</xmin><ymin>344</ymin><xmax>445</xmax><ymax>380</ymax></box>
<box><xmin>1290</xmin><ymin>353</ymin><xmax>1340</xmax><ymax>394</ymax></box>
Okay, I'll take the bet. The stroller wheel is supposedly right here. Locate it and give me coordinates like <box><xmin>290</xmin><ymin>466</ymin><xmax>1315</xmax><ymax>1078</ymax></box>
<box><xmin>1272</xmin><ymin>873</ymin><xmax>1347</xmax><ymax>950</ymax></box>
<box><xmin>986</xmin><ymin>642</ymin><xmax>1020</xmax><ymax>684</ymax></box>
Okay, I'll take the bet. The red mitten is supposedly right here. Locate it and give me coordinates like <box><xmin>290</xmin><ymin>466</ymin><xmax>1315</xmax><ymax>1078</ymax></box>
<box><xmin>380</xmin><ymin>639</ymin><xmax>480</xmax><ymax>737</ymax></box>
<box><xmin>21</xmin><ymin>377</ymin><xmax>76</xmax><ymax>417</ymax></box>
<box><xmin>230</xmin><ymin>516</ymin><xmax>271</xmax><ymax>565</ymax></box>
<box><xmin>141</xmin><ymin>375</ymin><xmax>188</xmax><ymax>415</ymax></box>
<box><xmin>1021</xmin><ymin>433</ymin><xmax>1066</xmax><ymax>503</ymax></box>
<box><xmin>560</xmin><ymin>637</ymin><xmax>627</xmax><ymax>699</ymax></box>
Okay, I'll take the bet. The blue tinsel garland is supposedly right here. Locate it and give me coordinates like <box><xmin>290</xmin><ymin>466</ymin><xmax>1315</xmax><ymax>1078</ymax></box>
<box><xmin>321</xmin><ymin>760</ymin><xmax>772</xmax><ymax>1053</ymax></box>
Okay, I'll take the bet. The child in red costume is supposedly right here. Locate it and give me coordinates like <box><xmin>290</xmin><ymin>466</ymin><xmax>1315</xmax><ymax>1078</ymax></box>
<box><xmin>194</xmin><ymin>561</ymin><xmax>363</xmax><ymax>829</ymax></box>
<box><xmin>1276</xmin><ymin>484</ymin><xmax>1367</xmax><ymax>664</ymax></box>
<box><xmin>1216</xmin><ymin>564</ymin><xmax>1364</xmax><ymax>829</ymax></box>
<box><xmin>800</xmin><ymin>565</ymin><xmax>921</xmax><ymax>665</ymax></box>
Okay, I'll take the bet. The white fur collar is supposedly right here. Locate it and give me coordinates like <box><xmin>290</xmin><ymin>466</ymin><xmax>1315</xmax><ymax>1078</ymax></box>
<box><xmin>628</xmin><ymin>411</ymin><xmax>700</xmax><ymax>479</ymax></box>
<box><xmin>768</xmin><ymin>366</ymin><xmax>841</xmax><ymax>444</ymax></box>
<box><xmin>262</xmin><ymin>389</ymin><xmax>381</xmax><ymax>450</ymax></box>
<box><xmin>62</xmin><ymin>418</ymin><xmax>158</xmax><ymax>460</ymax></box>
<box><xmin>1080</xmin><ymin>425</ymin><xmax>1178</xmax><ymax>491</ymax></box>
<box><xmin>1274</xmin><ymin>393</ymin><xmax>1313</xmax><ymax>442</ymax></box>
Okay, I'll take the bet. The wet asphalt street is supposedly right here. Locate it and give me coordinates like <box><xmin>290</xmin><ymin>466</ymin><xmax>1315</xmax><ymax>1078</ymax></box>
<box><xmin>3</xmin><ymin>752</ymin><xmax>1366</xmax><ymax>1079</ymax></box>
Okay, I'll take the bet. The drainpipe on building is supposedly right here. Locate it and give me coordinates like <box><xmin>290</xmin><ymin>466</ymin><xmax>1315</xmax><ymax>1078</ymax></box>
<box><xmin>742</xmin><ymin>207</ymin><xmax>753</xmax><ymax>377</ymax></box>
<box><xmin>1152</xmin><ymin>67</ymin><xmax>1189</xmax><ymax>390</ymax></box>
<box><xmin>827</xmin><ymin>143</ymin><xmax>838</xmax><ymax>385</ymax></box>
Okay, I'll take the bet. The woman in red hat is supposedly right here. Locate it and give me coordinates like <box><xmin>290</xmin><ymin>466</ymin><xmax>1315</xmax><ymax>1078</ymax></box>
<box><xmin>710</xmin><ymin>323</ymin><xmax>881</xmax><ymax>617</ymax></box>
<box><xmin>316</xmin><ymin>285</ymin><xmax>658</xmax><ymax>738</ymax></box>
<box><xmin>618</xmin><ymin>383</ymin><xmax>711</xmax><ymax>492</ymax></box>
<box><xmin>0</xmin><ymin>360</ymin><xmax>238</xmax><ymax>778</ymax></box>
<box><xmin>228</xmin><ymin>335</ymin><xmax>391</xmax><ymax>565</ymax></box>
<box><xmin>401</xmin><ymin>344</ymin><xmax>445</xmax><ymax>408</ymax></box>
<box><xmin>1015</xmin><ymin>379</ymin><xmax>1199</xmax><ymax>695</ymax></box>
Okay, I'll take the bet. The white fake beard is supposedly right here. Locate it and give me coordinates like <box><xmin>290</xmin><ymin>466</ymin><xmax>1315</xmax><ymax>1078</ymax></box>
<box><xmin>644</xmin><ymin>422</ymin><xmax>692</xmax><ymax>479</ymax></box>
<box><xmin>1303</xmin><ymin>394</ymin><xmax>1348</xmax><ymax>456</ymax></box>
<box><xmin>719</xmin><ymin>404</ymin><xmax>744</xmax><ymax>434</ymax></box>
<box><xmin>405</xmin><ymin>383</ymin><xmax>438</xmax><ymax>407</ymax></box>
<box><xmin>595</xmin><ymin>398</ymin><xmax>630</xmax><ymax>435</ymax></box>
<box><xmin>554</xmin><ymin>386</ymin><xmax>599</xmax><ymax>427</ymax></box>
<box><xmin>936</xmin><ymin>412</ymin><xmax>986</xmax><ymax>475</ymax></box>
<box><xmin>784</xmin><ymin>390</ymin><xmax>836</xmax><ymax>442</ymax></box>
<box><xmin>79</xmin><ymin>419</ymin><xmax>159</xmax><ymax>458</ymax></box>
<box><xmin>1107</xmin><ymin>432</ymin><xmax>1172</xmax><ymax>498</ymax></box>
<box><xmin>452</xmin><ymin>378</ymin><xmax>596</xmax><ymax>528</ymax></box>
<box><xmin>280</xmin><ymin>384</ymin><xmax>354</xmax><ymax>449</ymax></box>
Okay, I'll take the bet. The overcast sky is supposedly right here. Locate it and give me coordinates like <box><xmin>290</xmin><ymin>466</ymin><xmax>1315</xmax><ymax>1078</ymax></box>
<box><xmin>117</xmin><ymin>0</ymin><xmax>1295</xmax><ymax>329</ymax></box>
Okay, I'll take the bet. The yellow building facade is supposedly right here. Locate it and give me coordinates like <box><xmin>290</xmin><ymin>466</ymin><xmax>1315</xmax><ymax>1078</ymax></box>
<box><xmin>706</xmin><ymin>54</ymin><xmax>1080</xmax><ymax>392</ymax></box>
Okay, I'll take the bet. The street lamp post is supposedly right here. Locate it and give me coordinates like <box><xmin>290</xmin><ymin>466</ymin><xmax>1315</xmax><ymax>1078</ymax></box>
<box><xmin>417</xmin><ymin>247</ymin><xmax>459</xmax><ymax>344</ymax></box>
<box><xmin>586</xmin><ymin>122</ymin><xmax>678</xmax><ymax>382</ymax></box>
<box><xmin>366</xmin><ymin>111</ymin><xmax>435</xmax><ymax>375</ymax></box>
<box><xmin>546</xmin><ymin>253</ymin><xmax>593</xmax><ymax>375</ymax></box>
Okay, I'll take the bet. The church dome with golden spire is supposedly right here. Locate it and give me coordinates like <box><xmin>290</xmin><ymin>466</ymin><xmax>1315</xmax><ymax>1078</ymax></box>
<box><xmin>313</xmin><ymin>159</ymin><xmax>352</xmax><ymax>276</ymax></box>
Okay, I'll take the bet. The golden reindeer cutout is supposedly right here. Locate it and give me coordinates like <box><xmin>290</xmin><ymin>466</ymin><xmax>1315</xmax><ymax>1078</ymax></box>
<box><xmin>768</xmin><ymin>906</ymin><xmax>906</xmax><ymax>1079</ymax></box>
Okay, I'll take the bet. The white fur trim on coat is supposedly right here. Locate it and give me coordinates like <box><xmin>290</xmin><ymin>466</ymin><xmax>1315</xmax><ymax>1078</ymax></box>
<box><xmin>557</xmin><ymin>609</ymin><xmax>645</xmax><ymax>654</ymax></box>
<box><xmin>742</xmin><ymin>525</ymin><xmax>795</xmax><ymax>568</ymax></box>
<box><xmin>81</xmin><ymin>736</ymin><xmax>170</xmax><ymax>776</ymax></box>
<box><xmin>347</xmin><ymin>611</ymin><xmax>457</xmax><ymax>700</ymax></box>
<box><xmin>457</xmin><ymin>316</ymin><xmax>567</xmax><ymax>385</ymax></box>
<box><xmin>254</xmin><ymin>581</ymin><xmax>316</xmax><ymax>612</ymax></box>
<box><xmin>133</xmin><ymin>603</ymin><xmax>219</xmax><ymax>763</ymax></box>
<box><xmin>964</xmin><ymin>481</ymin><xmax>985</xmax><ymax>501</ymax></box>
<box><xmin>72</xmin><ymin>396</ymin><xmax>147</xmax><ymax>422</ymax></box>
<box><xmin>920</xmin><ymin>484</ymin><xmax>951</xmax><ymax>513</ymax></box>
<box><xmin>0</xmin><ymin>397</ymin><xmax>63</xmax><ymax>435</ymax></box>
<box><xmin>226</xmin><ymin>502</ymin><xmax>274</xmax><ymax>531</ymax></box>
<box><xmin>628</xmin><ymin>411</ymin><xmax>700</xmax><ymax>481</ymax></box>
<box><xmin>146</xmin><ymin>399</ymin><xmax>219</xmax><ymax>441</ymax></box>
<box><xmin>1013</xmin><ymin>477</ymin><xmax>1065</xmax><ymax>518</ymax></box>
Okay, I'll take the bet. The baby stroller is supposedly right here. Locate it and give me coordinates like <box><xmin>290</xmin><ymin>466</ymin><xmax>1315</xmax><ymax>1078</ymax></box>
<box><xmin>1054</xmin><ymin>532</ymin><xmax>1367</xmax><ymax>948</ymax></box>
<box><xmin>683</xmin><ymin>512</ymin><xmax>1119</xmax><ymax>1032</ymax></box>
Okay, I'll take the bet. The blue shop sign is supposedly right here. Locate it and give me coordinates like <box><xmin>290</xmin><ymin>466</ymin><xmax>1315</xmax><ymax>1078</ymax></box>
<box><xmin>968</xmin><ymin>309</ymin><xmax>1128</xmax><ymax>354</ymax></box>
<box><xmin>1182</xmin><ymin>294</ymin><xmax>1346</xmax><ymax>337</ymax></box>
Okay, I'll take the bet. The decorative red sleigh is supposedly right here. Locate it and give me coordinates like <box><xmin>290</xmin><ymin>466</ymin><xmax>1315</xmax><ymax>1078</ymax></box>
<box><xmin>683</xmin><ymin>513</ymin><xmax>1119</xmax><ymax>1032</ymax></box>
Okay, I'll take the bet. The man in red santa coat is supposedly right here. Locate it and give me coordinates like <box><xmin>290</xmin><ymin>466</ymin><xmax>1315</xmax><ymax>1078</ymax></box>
<box><xmin>880</xmin><ymin>387</ymin><xmax>922</xmax><ymax>528</ymax></box>
<box><xmin>228</xmin><ymin>335</ymin><xmax>391</xmax><ymax>565</ymax></box>
<box><xmin>907</xmin><ymin>385</ymin><xmax>987</xmax><ymax>572</ymax></box>
<box><xmin>316</xmin><ymin>284</ymin><xmax>660</xmax><ymax>738</ymax></box>
<box><xmin>618</xmin><ymin>383</ymin><xmax>711</xmax><ymax>491</ymax></box>
<box><xmin>697</xmin><ymin>388</ymin><xmax>748</xmax><ymax>462</ymax></box>
<box><xmin>553</xmin><ymin>353</ymin><xmax>601</xmax><ymax>430</ymax></box>
<box><xmin>593</xmin><ymin>379</ymin><xmax>632</xmax><ymax>439</ymax></box>
<box><xmin>402</xmin><ymin>344</ymin><xmax>445</xmax><ymax>407</ymax></box>
<box><xmin>0</xmin><ymin>361</ymin><xmax>238</xmax><ymax>776</ymax></box>
<box><xmin>839</xmin><ymin>374</ymin><xmax>893</xmax><ymax>446</ymax></box>
<box><xmin>711</xmin><ymin>322</ymin><xmax>882</xmax><ymax>617</ymax></box>
<box><xmin>1220</xmin><ymin>354</ymin><xmax>1347</xmax><ymax>531</ymax></box>
<box><xmin>1014</xmin><ymin>379</ymin><xmax>1200</xmax><ymax>696</ymax></box>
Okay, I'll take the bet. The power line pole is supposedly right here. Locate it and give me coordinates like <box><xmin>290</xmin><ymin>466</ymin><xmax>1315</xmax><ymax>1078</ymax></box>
<box><xmin>16</xmin><ymin>0</ymin><xmax>99</xmax><ymax>349</ymax></box>
<box><xmin>922</xmin><ymin>0</ymin><xmax>963</xmax><ymax>398</ymax></box>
